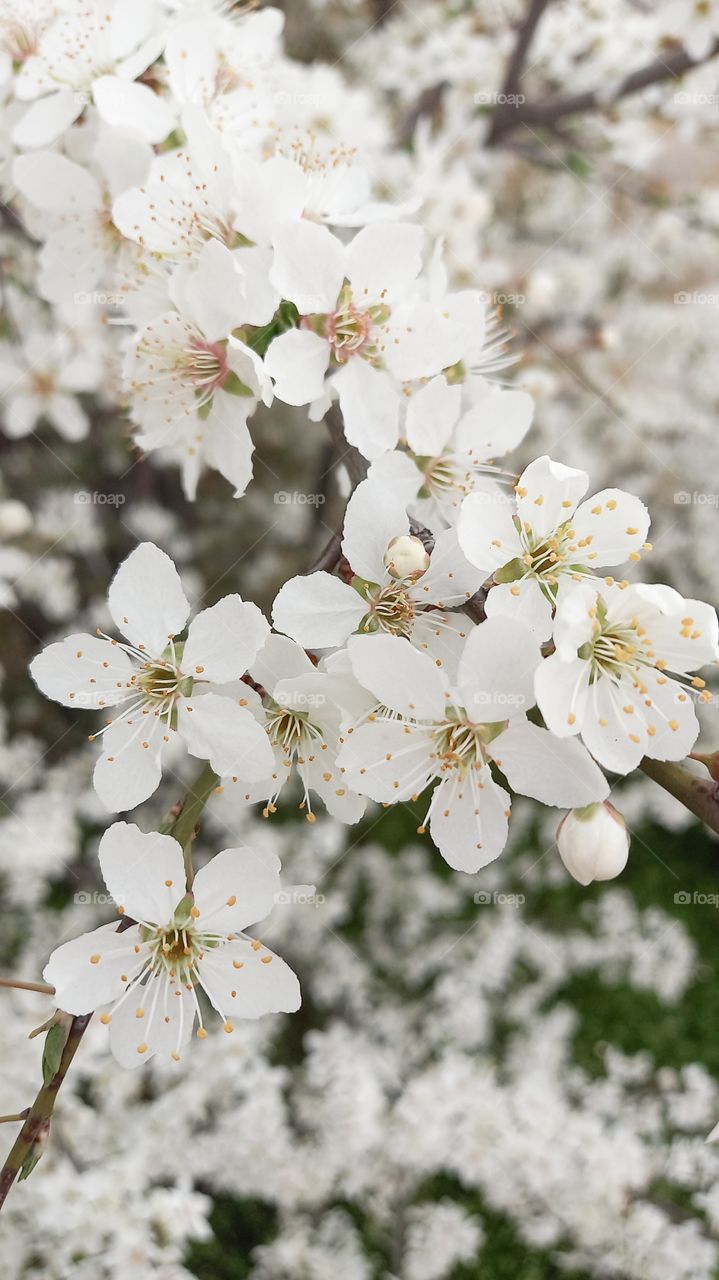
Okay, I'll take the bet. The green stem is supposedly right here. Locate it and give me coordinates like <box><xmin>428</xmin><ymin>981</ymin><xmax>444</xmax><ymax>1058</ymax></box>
<box><xmin>0</xmin><ymin>761</ymin><xmax>219</xmax><ymax>1211</ymax></box>
<box><xmin>162</xmin><ymin>762</ymin><xmax>219</xmax><ymax>887</ymax></box>
<box><xmin>640</xmin><ymin>758</ymin><xmax>719</xmax><ymax>837</ymax></box>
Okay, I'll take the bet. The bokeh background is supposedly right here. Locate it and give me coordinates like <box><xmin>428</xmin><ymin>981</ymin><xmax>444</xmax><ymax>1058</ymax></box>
<box><xmin>2</xmin><ymin>1</ymin><xmax>719</xmax><ymax>1277</ymax></box>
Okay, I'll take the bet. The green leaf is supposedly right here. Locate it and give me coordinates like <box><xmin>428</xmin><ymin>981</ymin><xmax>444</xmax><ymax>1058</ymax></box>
<box><xmin>222</xmin><ymin>370</ymin><xmax>253</xmax><ymax>397</ymax></box>
<box><xmin>42</xmin><ymin>1022</ymin><xmax>68</xmax><ymax>1086</ymax></box>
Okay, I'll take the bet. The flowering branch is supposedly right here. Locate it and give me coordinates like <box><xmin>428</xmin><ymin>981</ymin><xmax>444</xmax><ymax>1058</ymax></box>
<box><xmin>0</xmin><ymin>760</ymin><xmax>219</xmax><ymax>1211</ymax></box>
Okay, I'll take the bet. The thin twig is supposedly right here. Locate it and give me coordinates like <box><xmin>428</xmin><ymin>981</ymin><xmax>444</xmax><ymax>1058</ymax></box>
<box><xmin>487</xmin><ymin>0</ymin><xmax>551</xmax><ymax>144</ymax></box>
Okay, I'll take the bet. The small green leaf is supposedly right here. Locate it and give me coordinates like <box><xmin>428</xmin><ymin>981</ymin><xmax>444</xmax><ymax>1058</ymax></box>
<box><xmin>222</xmin><ymin>370</ymin><xmax>253</xmax><ymax>397</ymax></box>
<box><xmin>42</xmin><ymin>1023</ymin><xmax>68</xmax><ymax>1086</ymax></box>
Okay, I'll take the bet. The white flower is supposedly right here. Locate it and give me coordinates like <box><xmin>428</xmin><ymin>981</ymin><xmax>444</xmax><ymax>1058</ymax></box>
<box><xmin>367</xmin><ymin>374</ymin><xmax>534</xmax><ymax>525</ymax></box>
<box><xmin>123</xmin><ymin>239</ymin><xmax>274</xmax><ymax>499</ymax></box>
<box><xmin>535</xmin><ymin>580</ymin><xmax>719</xmax><ymax>774</ymax></box>
<box><xmin>44</xmin><ymin>821</ymin><xmax>301</xmax><ymax>1067</ymax></box>
<box><xmin>337</xmin><ymin>620</ymin><xmax>608</xmax><ymax>872</ymax></box>
<box><xmin>13</xmin><ymin>134</ymin><xmax>151</xmax><ymax>304</ymax></box>
<box><xmin>264</xmin><ymin>220</ymin><xmax>470</xmax><ymax>457</ymax></box>
<box><xmin>0</xmin><ymin>324</ymin><xmax>102</xmax><ymax>441</ymax></box>
<box><xmin>29</xmin><ymin>542</ymin><xmax>274</xmax><ymax>810</ymax></box>
<box><xmin>457</xmin><ymin>454</ymin><xmax>651</xmax><ymax>638</ymax></box>
<box><xmin>272</xmin><ymin>477</ymin><xmax>482</xmax><ymax>671</ymax></box>
<box><xmin>234</xmin><ymin>633</ymin><xmax>368</xmax><ymax>823</ymax></box>
<box><xmin>13</xmin><ymin>0</ymin><xmax>170</xmax><ymax>149</ymax></box>
<box><xmin>557</xmin><ymin>802</ymin><xmax>630</xmax><ymax>886</ymax></box>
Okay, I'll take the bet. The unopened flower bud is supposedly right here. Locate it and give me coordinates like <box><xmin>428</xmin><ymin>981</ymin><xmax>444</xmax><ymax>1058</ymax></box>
<box><xmin>556</xmin><ymin>801</ymin><xmax>629</xmax><ymax>886</ymax></box>
<box><xmin>384</xmin><ymin>534</ymin><xmax>430</xmax><ymax>581</ymax></box>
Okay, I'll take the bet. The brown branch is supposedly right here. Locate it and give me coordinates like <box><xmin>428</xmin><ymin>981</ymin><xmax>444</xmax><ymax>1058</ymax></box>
<box><xmin>487</xmin><ymin>0</ymin><xmax>551</xmax><ymax>144</ymax></box>
<box><xmin>0</xmin><ymin>1013</ymin><xmax>91</xmax><ymax>1210</ymax></box>
<box><xmin>489</xmin><ymin>36</ymin><xmax>719</xmax><ymax>142</ymax></box>
<box><xmin>640</xmin><ymin>758</ymin><xmax>719</xmax><ymax>838</ymax></box>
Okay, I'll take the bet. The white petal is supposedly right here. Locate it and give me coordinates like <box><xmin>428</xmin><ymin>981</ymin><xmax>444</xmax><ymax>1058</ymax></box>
<box><xmin>334</xmin><ymin>360</ymin><xmax>400</xmax><ymax>459</ymax></box>
<box><xmin>337</xmin><ymin>719</ymin><xmax>435</xmax><ymax>802</ymax></box>
<box><xmin>484</xmin><ymin>578</ymin><xmax>555</xmax><ymax>640</ymax></box>
<box><xmin>177</xmin><ymin>692</ymin><xmax>275</xmax><ymax>780</ymax></box>
<box><xmin>13</xmin><ymin>90</ymin><xmax>82</xmax><ymax>148</ymax></box>
<box><xmin>516</xmin><ymin>455</ymin><xmax>588</xmax><ymax>541</ymax></box>
<box><xmin>197</xmin><ymin>938</ymin><xmax>301</xmax><ymax>1022</ymax></box>
<box><xmin>493</xmin><ymin>718</ymin><xmax>609</xmax><ymax>807</ymax></box>
<box><xmin>454</xmin><ymin>387</ymin><xmax>534</xmax><ymax>461</ymax></box>
<box><xmin>429</xmin><ymin>768</ymin><xmax>510</xmax><ymax>873</ymax></box>
<box><xmin>44</xmin><ymin>922</ymin><xmax>145</xmax><ymax>1016</ymax></box>
<box><xmin>201</xmin><ymin>397</ymin><xmax>255</xmax><ymax>498</ymax></box>
<box><xmin>178</xmin><ymin>239</ymin><xmax>249</xmax><ymax>341</ymax></box>
<box><xmin>415</xmin><ymin>527</ymin><xmax>483</xmax><ymax>606</ymax></box>
<box><xmin>342</xmin><ymin>477</ymin><xmax>409</xmax><ymax>583</ymax></box>
<box><xmin>193</xmin><ymin>846</ymin><xmax>281</xmax><ymax>932</ymax></box>
<box><xmin>458</xmin><ymin>616</ymin><xmax>541</xmax><ymax>722</ymax></box>
<box><xmin>264</xmin><ymin>328</ymin><xmax>330</xmax><ymax>406</ymax></box>
<box><xmin>347</xmin><ymin>632</ymin><xmax>448</xmax><ymax>720</ymax></box>
<box><xmin>109</xmin><ymin>973</ymin><xmax>195</xmax><ymax>1069</ymax></box>
<box><xmin>30</xmin><ymin>634</ymin><xmax>133</xmax><ymax>709</ymax></box>
<box><xmin>404</xmin><ymin>375</ymin><xmax>461</xmax><ymax>454</ymax></box>
<box><xmin>13</xmin><ymin>151</ymin><xmax>101</xmax><ymax>213</ymax></box>
<box><xmin>108</xmin><ymin>543</ymin><xmax>191</xmax><ymax>654</ymax></box>
<box><xmin>98</xmin><ymin>822</ymin><xmax>186</xmax><ymax>925</ymax></box>
<box><xmin>345</xmin><ymin>222</ymin><xmax>423</xmax><ymax>301</ymax></box>
<box><xmin>641</xmin><ymin>669</ymin><xmax>700</xmax><ymax>763</ymax></box>
<box><xmin>366</xmin><ymin>450</ymin><xmax>422</xmax><ymax>506</ymax></box>
<box><xmin>183</xmin><ymin>596</ymin><xmax>269</xmax><ymax>685</ymax></box>
<box><xmin>93</xmin><ymin>76</ymin><xmax>176</xmax><ymax>145</ymax></box>
<box><xmin>456</xmin><ymin>491</ymin><xmax>521</xmax><ymax>574</ymax></box>
<box><xmin>579</xmin><ymin>677</ymin><xmax>647</xmax><ymax>775</ymax></box>
<box><xmin>534</xmin><ymin>653</ymin><xmax>592</xmax><ymax>737</ymax></box>
<box><xmin>46</xmin><ymin>394</ymin><xmax>88</xmax><ymax>441</ymax></box>
<box><xmin>251</xmin><ymin>634</ymin><xmax>314</xmax><ymax>692</ymax></box>
<box><xmin>270</xmin><ymin>220</ymin><xmax>345</xmax><ymax>314</ymax></box>
<box><xmin>93</xmin><ymin>715</ymin><xmax>168</xmax><ymax>811</ymax></box>
<box><xmin>570</xmin><ymin>488</ymin><xmax>650</xmax><ymax>568</ymax></box>
<box><xmin>272</xmin><ymin>573</ymin><xmax>365</xmax><ymax>649</ymax></box>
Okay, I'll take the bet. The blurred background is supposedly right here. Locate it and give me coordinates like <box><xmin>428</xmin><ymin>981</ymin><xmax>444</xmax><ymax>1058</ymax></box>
<box><xmin>1</xmin><ymin>1</ymin><xmax>719</xmax><ymax>1277</ymax></box>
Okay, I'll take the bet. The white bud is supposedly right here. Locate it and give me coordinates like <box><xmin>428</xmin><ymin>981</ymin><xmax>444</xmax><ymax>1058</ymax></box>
<box><xmin>0</xmin><ymin>499</ymin><xmax>31</xmax><ymax>538</ymax></box>
<box><xmin>556</xmin><ymin>802</ymin><xmax>629</xmax><ymax>886</ymax></box>
<box><xmin>384</xmin><ymin>534</ymin><xmax>430</xmax><ymax>581</ymax></box>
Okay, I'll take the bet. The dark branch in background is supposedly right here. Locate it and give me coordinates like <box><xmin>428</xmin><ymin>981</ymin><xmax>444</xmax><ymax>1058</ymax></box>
<box><xmin>324</xmin><ymin>403</ymin><xmax>369</xmax><ymax>488</ymax></box>
<box><xmin>487</xmin><ymin>0</ymin><xmax>551</xmax><ymax>144</ymax></box>
<box><xmin>489</xmin><ymin>32</ymin><xmax>719</xmax><ymax>142</ymax></box>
